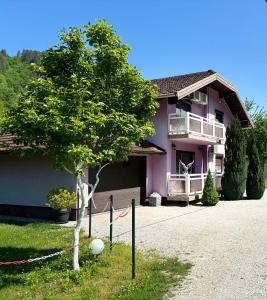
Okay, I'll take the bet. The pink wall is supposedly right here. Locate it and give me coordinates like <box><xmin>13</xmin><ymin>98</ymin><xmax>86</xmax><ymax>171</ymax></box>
<box><xmin>148</xmin><ymin>99</ymin><xmax>169</xmax><ymax>149</ymax></box>
<box><xmin>146</xmin><ymin>87</ymin><xmax>235</xmax><ymax>197</ymax></box>
<box><xmin>207</xmin><ymin>87</ymin><xmax>233</xmax><ymax>127</ymax></box>
<box><xmin>191</xmin><ymin>102</ymin><xmax>205</xmax><ymax>117</ymax></box>
<box><xmin>146</xmin><ymin>155</ymin><xmax>153</xmax><ymax>196</ymax></box>
<box><xmin>147</xmin><ymin>99</ymin><xmax>169</xmax><ymax>196</ymax></box>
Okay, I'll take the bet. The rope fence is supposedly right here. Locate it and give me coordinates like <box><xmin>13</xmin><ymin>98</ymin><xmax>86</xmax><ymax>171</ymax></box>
<box><xmin>0</xmin><ymin>197</ymin><xmax>207</xmax><ymax>272</ymax></box>
<box><xmin>0</xmin><ymin>197</ymin><xmax>132</xmax><ymax>266</ymax></box>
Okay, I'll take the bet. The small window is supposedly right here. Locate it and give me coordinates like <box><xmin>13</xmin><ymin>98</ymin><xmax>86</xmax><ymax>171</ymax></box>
<box><xmin>215</xmin><ymin>110</ymin><xmax>224</xmax><ymax>124</ymax></box>
<box><xmin>215</xmin><ymin>155</ymin><xmax>223</xmax><ymax>174</ymax></box>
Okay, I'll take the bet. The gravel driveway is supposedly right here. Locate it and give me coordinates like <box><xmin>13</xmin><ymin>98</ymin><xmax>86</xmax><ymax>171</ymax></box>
<box><xmin>81</xmin><ymin>191</ymin><xmax>267</xmax><ymax>300</ymax></box>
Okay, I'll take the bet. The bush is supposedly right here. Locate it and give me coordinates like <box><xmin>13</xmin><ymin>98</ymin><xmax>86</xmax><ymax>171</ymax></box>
<box><xmin>222</xmin><ymin>117</ymin><xmax>247</xmax><ymax>200</ymax></box>
<box><xmin>46</xmin><ymin>187</ymin><xmax>76</xmax><ymax>210</ymax></box>
<box><xmin>246</xmin><ymin>131</ymin><xmax>265</xmax><ymax>199</ymax></box>
<box><xmin>201</xmin><ymin>170</ymin><xmax>219</xmax><ymax>206</ymax></box>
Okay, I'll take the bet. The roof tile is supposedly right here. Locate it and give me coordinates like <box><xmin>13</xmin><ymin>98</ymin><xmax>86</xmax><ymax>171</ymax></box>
<box><xmin>151</xmin><ymin>70</ymin><xmax>216</xmax><ymax>96</ymax></box>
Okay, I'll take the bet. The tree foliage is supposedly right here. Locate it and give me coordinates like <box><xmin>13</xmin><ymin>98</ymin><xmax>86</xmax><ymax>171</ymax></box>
<box><xmin>244</xmin><ymin>99</ymin><xmax>267</xmax><ymax>163</ymax></box>
<box><xmin>222</xmin><ymin>117</ymin><xmax>247</xmax><ymax>200</ymax></box>
<box><xmin>246</xmin><ymin>130</ymin><xmax>265</xmax><ymax>199</ymax></box>
<box><xmin>1</xmin><ymin>21</ymin><xmax>158</xmax><ymax>270</ymax></box>
<box><xmin>201</xmin><ymin>169</ymin><xmax>219</xmax><ymax>206</ymax></box>
<box><xmin>16</xmin><ymin>49</ymin><xmax>41</xmax><ymax>64</ymax></box>
<box><xmin>0</xmin><ymin>49</ymin><xmax>41</xmax><ymax>113</ymax></box>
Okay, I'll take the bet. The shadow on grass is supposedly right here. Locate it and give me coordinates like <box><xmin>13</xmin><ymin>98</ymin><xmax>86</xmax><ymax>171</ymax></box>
<box><xmin>0</xmin><ymin>245</ymin><xmax>96</xmax><ymax>291</ymax></box>
<box><xmin>0</xmin><ymin>246</ymin><xmax>62</xmax><ymax>275</ymax></box>
<box><xmin>0</xmin><ymin>217</ymin><xmax>50</xmax><ymax>226</ymax></box>
<box><xmin>0</xmin><ymin>219</ymin><xmax>34</xmax><ymax>226</ymax></box>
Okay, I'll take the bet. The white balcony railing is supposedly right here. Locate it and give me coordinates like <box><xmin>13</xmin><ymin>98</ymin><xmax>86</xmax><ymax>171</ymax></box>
<box><xmin>168</xmin><ymin>112</ymin><xmax>225</xmax><ymax>140</ymax></box>
<box><xmin>168</xmin><ymin>173</ymin><xmax>223</xmax><ymax>196</ymax></box>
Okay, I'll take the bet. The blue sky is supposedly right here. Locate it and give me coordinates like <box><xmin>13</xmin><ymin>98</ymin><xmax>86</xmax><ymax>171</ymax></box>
<box><xmin>1</xmin><ymin>0</ymin><xmax>266</xmax><ymax>108</ymax></box>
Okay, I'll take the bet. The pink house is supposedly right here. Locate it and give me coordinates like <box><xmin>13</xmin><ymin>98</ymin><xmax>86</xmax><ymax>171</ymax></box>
<box><xmin>146</xmin><ymin>70</ymin><xmax>252</xmax><ymax>204</ymax></box>
<box><xmin>0</xmin><ymin>70</ymin><xmax>253</xmax><ymax>219</ymax></box>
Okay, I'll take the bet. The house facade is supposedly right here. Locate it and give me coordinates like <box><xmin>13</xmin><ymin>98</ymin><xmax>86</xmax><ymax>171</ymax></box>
<box><xmin>0</xmin><ymin>70</ymin><xmax>252</xmax><ymax>219</ymax></box>
<box><xmin>145</xmin><ymin>70</ymin><xmax>251</xmax><ymax>203</ymax></box>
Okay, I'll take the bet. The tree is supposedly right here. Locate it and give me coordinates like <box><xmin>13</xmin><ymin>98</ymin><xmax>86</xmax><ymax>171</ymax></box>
<box><xmin>222</xmin><ymin>117</ymin><xmax>247</xmax><ymax>200</ymax></box>
<box><xmin>201</xmin><ymin>169</ymin><xmax>219</xmax><ymax>206</ymax></box>
<box><xmin>246</xmin><ymin>131</ymin><xmax>265</xmax><ymax>199</ymax></box>
<box><xmin>17</xmin><ymin>49</ymin><xmax>41</xmax><ymax>64</ymax></box>
<box><xmin>244</xmin><ymin>99</ymin><xmax>267</xmax><ymax>164</ymax></box>
<box><xmin>2</xmin><ymin>21</ymin><xmax>158</xmax><ymax>270</ymax></box>
<box><xmin>0</xmin><ymin>51</ymin><xmax>37</xmax><ymax>113</ymax></box>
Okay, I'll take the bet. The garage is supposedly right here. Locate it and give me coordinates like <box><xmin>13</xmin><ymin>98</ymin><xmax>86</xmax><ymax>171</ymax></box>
<box><xmin>89</xmin><ymin>156</ymin><xmax>146</xmax><ymax>213</ymax></box>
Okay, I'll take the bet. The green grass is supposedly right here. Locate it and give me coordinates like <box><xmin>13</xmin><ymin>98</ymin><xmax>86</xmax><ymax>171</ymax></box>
<box><xmin>265</xmin><ymin>177</ymin><xmax>267</xmax><ymax>188</ymax></box>
<box><xmin>0</xmin><ymin>220</ymin><xmax>191</xmax><ymax>300</ymax></box>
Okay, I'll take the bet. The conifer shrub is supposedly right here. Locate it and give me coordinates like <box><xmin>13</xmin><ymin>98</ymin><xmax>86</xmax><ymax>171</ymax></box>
<box><xmin>201</xmin><ymin>169</ymin><xmax>219</xmax><ymax>206</ymax></box>
<box><xmin>222</xmin><ymin>117</ymin><xmax>247</xmax><ymax>200</ymax></box>
<box><xmin>246</xmin><ymin>131</ymin><xmax>265</xmax><ymax>199</ymax></box>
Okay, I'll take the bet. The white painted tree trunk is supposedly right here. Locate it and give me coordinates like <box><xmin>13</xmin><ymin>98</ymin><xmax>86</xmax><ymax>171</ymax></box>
<box><xmin>72</xmin><ymin>163</ymin><xmax>109</xmax><ymax>271</ymax></box>
<box><xmin>73</xmin><ymin>175</ymin><xmax>88</xmax><ymax>270</ymax></box>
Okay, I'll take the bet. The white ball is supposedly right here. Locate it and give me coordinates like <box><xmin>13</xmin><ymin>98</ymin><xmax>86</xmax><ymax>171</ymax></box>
<box><xmin>90</xmin><ymin>238</ymin><xmax>104</xmax><ymax>255</ymax></box>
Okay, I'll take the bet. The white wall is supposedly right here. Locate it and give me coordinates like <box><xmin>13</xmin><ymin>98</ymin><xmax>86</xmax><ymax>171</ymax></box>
<box><xmin>0</xmin><ymin>153</ymin><xmax>76</xmax><ymax>207</ymax></box>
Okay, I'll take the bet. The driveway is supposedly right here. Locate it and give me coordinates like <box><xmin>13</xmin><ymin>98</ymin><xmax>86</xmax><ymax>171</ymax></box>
<box><xmin>81</xmin><ymin>192</ymin><xmax>267</xmax><ymax>300</ymax></box>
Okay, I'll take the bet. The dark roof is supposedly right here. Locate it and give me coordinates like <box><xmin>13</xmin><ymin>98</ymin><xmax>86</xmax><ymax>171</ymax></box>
<box><xmin>0</xmin><ymin>135</ymin><xmax>165</xmax><ymax>155</ymax></box>
<box><xmin>129</xmin><ymin>140</ymin><xmax>166</xmax><ymax>155</ymax></box>
<box><xmin>151</xmin><ymin>70</ymin><xmax>216</xmax><ymax>96</ymax></box>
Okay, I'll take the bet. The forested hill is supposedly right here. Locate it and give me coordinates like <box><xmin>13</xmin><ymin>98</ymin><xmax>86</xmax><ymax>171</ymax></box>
<box><xmin>0</xmin><ymin>49</ymin><xmax>41</xmax><ymax>113</ymax></box>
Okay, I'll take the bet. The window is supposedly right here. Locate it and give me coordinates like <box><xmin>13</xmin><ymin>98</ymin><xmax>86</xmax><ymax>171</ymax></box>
<box><xmin>215</xmin><ymin>110</ymin><xmax>224</xmax><ymax>124</ymax></box>
<box><xmin>176</xmin><ymin>101</ymin><xmax>191</xmax><ymax>116</ymax></box>
<box><xmin>215</xmin><ymin>155</ymin><xmax>223</xmax><ymax>174</ymax></box>
<box><xmin>176</xmin><ymin>151</ymin><xmax>195</xmax><ymax>174</ymax></box>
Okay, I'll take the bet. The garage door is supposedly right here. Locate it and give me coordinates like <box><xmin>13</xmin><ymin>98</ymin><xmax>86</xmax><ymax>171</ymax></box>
<box><xmin>89</xmin><ymin>156</ymin><xmax>146</xmax><ymax>213</ymax></box>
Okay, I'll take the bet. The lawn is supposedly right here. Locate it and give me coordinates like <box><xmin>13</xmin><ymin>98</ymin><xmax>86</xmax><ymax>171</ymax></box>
<box><xmin>0</xmin><ymin>219</ymin><xmax>191</xmax><ymax>300</ymax></box>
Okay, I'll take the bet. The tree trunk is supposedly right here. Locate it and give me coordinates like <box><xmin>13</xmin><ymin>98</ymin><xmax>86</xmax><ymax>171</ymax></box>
<box><xmin>72</xmin><ymin>163</ymin><xmax>108</xmax><ymax>270</ymax></box>
<box><xmin>73</xmin><ymin>175</ymin><xmax>88</xmax><ymax>270</ymax></box>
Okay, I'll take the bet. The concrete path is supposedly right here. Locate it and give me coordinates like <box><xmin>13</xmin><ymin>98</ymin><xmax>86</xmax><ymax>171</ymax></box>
<box><xmin>80</xmin><ymin>192</ymin><xmax>267</xmax><ymax>300</ymax></box>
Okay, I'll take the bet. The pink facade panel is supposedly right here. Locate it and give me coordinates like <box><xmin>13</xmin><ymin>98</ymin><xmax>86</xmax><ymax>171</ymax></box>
<box><xmin>151</xmin><ymin>154</ymin><xmax>167</xmax><ymax>196</ymax></box>
<box><xmin>148</xmin><ymin>99</ymin><xmax>169</xmax><ymax>150</ymax></box>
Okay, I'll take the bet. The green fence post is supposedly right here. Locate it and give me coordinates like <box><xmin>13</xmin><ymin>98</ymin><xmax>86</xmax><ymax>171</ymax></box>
<box><xmin>88</xmin><ymin>197</ymin><xmax>92</xmax><ymax>238</ymax></box>
<box><xmin>110</xmin><ymin>195</ymin><xmax>113</xmax><ymax>251</ymax></box>
<box><xmin>132</xmin><ymin>198</ymin><xmax>136</xmax><ymax>279</ymax></box>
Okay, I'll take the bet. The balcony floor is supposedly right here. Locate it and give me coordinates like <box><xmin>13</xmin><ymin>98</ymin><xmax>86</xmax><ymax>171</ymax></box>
<box><xmin>168</xmin><ymin>133</ymin><xmax>225</xmax><ymax>145</ymax></box>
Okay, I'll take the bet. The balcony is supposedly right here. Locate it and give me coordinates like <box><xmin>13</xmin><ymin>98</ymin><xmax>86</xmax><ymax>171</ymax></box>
<box><xmin>168</xmin><ymin>112</ymin><xmax>225</xmax><ymax>144</ymax></box>
<box><xmin>167</xmin><ymin>173</ymin><xmax>222</xmax><ymax>201</ymax></box>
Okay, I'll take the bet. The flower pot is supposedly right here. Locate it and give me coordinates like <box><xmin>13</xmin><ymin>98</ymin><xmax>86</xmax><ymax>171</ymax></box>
<box><xmin>54</xmin><ymin>208</ymin><xmax>70</xmax><ymax>224</ymax></box>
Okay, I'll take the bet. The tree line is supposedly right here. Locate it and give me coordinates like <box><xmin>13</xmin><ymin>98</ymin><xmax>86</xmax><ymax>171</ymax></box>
<box><xmin>0</xmin><ymin>49</ymin><xmax>41</xmax><ymax>113</ymax></box>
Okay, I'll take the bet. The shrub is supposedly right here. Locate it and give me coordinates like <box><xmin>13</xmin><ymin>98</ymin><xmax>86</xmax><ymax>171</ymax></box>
<box><xmin>46</xmin><ymin>187</ymin><xmax>76</xmax><ymax>210</ymax></box>
<box><xmin>222</xmin><ymin>117</ymin><xmax>247</xmax><ymax>200</ymax></box>
<box><xmin>201</xmin><ymin>170</ymin><xmax>219</xmax><ymax>206</ymax></box>
<box><xmin>246</xmin><ymin>131</ymin><xmax>265</xmax><ymax>199</ymax></box>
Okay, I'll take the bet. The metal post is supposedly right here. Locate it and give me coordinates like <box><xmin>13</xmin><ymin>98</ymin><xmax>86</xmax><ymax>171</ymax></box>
<box><xmin>76</xmin><ymin>188</ymin><xmax>80</xmax><ymax>221</ymax></box>
<box><xmin>109</xmin><ymin>195</ymin><xmax>113</xmax><ymax>251</ymax></box>
<box><xmin>88</xmin><ymin>197</ymin><xmax>92</xmax><ymax>238</ymax></box>
<box><xmin>132</xmin><ymin>198</ymin><xmax>136</xmax><ymax>279</ymax></box>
